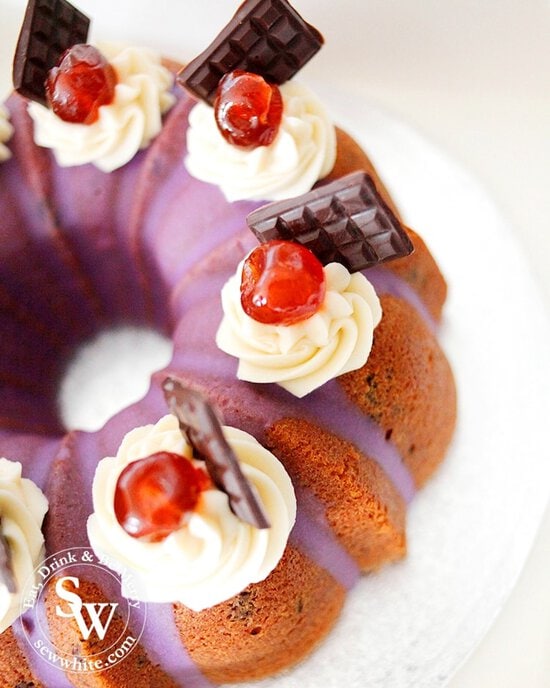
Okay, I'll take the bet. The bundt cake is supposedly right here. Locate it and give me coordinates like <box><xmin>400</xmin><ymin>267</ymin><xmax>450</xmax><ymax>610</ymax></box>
<box><xmin>0</xmin><ymin>0</ymin><xmax>456</xmax><ymax>686</ymax></box>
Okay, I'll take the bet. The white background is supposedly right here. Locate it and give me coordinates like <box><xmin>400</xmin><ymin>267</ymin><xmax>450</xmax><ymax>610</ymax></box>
<box><xmin>1</xmin><ymin>2</ymin><xmax>549</xmax><ymax>686</ymax></box>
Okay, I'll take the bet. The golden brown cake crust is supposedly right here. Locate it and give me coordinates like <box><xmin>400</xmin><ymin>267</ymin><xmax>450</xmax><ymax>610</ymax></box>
<box><xmin>44</xmin><ymin>578</ymin><xmax>178</xmax><ymax>688</ymax></box>
<box><xmin>330</xmin><ymin>128</ymin><xmax>448</xmax><ymax>322</ymax></box>
<box><xmin>266</xmin><ymin>419</ymin><xmax>407</xmax><ymax>571</ymax></box>
<box><xmin>0</xmin><ymin>66</ymin><xmax>455</xmax><ymax>687</ymax></box>
<box><xmin>26</xmin><ymin>124</ymin><xmax>454</xmax><ymax>686</ymax></box>
<box><xmin>0</xmin><ymin>627</ymin><xmax>43</xmax><ymax>688</ymax></box>
<box><xmin>340</xmin><ymin>295</ymin><xmax>457</xmax><ymax>488</ymax></box>
<box><xmin>174</xmin><ymin>544</ymin><xmax>345</xmax><ymax>683</ymax></box>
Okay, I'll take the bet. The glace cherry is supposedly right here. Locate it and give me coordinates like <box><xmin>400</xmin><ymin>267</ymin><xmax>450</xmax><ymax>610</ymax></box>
<box><xmin>114</xmin><ymin>451</ymin><xmax>209</xmax><ymax>541</ymax></box>
<box><xmin>214</xmin><ymin>70</ymin><xmax>283</xmax><ymax>149</ymax></box>
<box><xmin>240</xmin><ymin>240</ymin><xmax>326</xmax><ymax>326</ymax></box>
<box><xmin>45</xmin><ymin>44</ymin><xmax>117</xmax><ymax>124</ymax></box>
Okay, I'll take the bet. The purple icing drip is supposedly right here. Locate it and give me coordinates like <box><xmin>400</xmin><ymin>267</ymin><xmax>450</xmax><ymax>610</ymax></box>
<box><xmin>135</xmin><ymin>603</ymin><xmax>215</xmax><ymax>688</ymax></box>
<box><xmin>12</xmin><ymin>609</ymin><xmax>76</xmax><ymax>688</ymax></box>
<box><xmin>303</xmin><ymin>383</ymin><xmax>416</xmax><ymax>503</ymax></box>
<box><xmin>367</xmin><ymin>265</ymin><xmax>437</xmax><ymax>334</ymax></box>
<box><xmin>290</xmin><ymin>487</ymin><xmax>360</xmax><ymax>589</ymax></box>
<box><xmin>36</xmin><ymin>387</ymin><xmax>214</xmax><ymax>687</ymax></box>
<box><xmin>0</xmin><ymin>80</ymin><xmax>437</xmax><ymax>687</ymax></box>
<box><xmin>166</xmin><ymin>232</ymin><xmax>417</xmax><ymax>503</ymax></box>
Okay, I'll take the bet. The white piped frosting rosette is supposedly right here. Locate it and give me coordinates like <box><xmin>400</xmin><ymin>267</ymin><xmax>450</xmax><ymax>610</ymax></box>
<box><xmin>0</xmin><ymin>106</ymin><xmax>13</xmax><ymax>162</ymax></box>
<box><xmin>185</xmin><ymin>81</ymin><xmax>336</xmax><ymax>202</ymax></box>
<box><xmin>28</xmin><ymin>42</ymin><xmax>175</xmax><ymax>172</ymax></box>
<box><xmin>0</xmin><ymin>459</ymin><xmax>48</xmax><ymax>633</ymax></box>
<box><xmin>216</xmin><ymin>259</ymin><xmax>382</xmax><ymax>397</ymax></box>
<box><xmin>87</xmin><ymin>414</ymin><xmax>296</xmax><ymax>612</ymax></box>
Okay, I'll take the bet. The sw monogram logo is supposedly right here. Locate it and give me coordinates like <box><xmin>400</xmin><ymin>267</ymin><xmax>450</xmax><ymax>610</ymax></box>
<box><xmin>21</xmin><ymin>547</ymin><xmax>145</xmax><ymax>674</ymax></box>
<box><xmin>55</xmin><ymin>576</ymin><xmax>118</xmax><ymax>641</ymax></box>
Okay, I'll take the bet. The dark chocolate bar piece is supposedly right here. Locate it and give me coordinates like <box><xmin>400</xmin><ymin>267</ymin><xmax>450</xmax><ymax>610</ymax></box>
<box><xmin>163</xmin><ymin>378</ymin><xmax>270</xmax><ymax>530</ymax></box>
<box><xmin>247</xmin><ymin>171</ymin><xmax>414</xmax><ymax>272</ymax></box>
<box><xmin>177</xmin><ymin>0</ymin><xmax>323</xmax><ymax>105</ymax></box>
<box><xmin>13</xmin><ymin>0</ymin><xmax>90</xmax><ymax>105</ymax></box>
<box><xmin>0</xmin><ymin>518</ymin><xmax>17</xmax><ymax>594</ymax></box>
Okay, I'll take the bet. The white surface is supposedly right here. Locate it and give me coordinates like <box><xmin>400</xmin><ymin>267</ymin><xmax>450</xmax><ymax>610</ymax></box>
<box><xmin>1</xmin><ymin>1</ymin><xmax>550</xmax><ymax>686</ymax></box>
<box><xmin>59</xmin><ymin>327</ymin><xmax>172</xmax><ymax>431</ymax></box>
<box><xmin>239</xmin><ymin>101</ymin><xmax>550</xmax><ymax>688</ymax></box>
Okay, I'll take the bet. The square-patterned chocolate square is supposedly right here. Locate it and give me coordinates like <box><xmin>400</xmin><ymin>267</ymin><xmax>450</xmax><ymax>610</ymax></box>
<box><xmin>13</xmin><ymin>0</ymin><xmax>90</xmax><ymax>106</ymax></box>
<box><xmin>163</xmin><ymin>378</ymin><xmax>270</xmax><ymax>530</ymax></box>
<box><xmin>247</xmin><ymin>171</ymin><xmax>415</xmax><ymax>272</ymax></box>
<box><xmin>177</xmin><ymin>0</ymin><xmax>324</xmax><ymax>105</ymax></box>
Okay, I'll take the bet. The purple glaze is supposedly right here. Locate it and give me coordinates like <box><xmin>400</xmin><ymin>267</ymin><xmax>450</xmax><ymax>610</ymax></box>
<box><xmin>2</xmin><ymin>96</ymin><xmax>106</xmax><ymax>343</ymax></box>
<box><xmin>166</xmin><ymin>233</ymin><xmax>417</xmax><ymax>503</ymax></box>
<box><xmin>303</xmin><ymin>383</ymin><xmax>417</xmax><ymax>503</ymax></box>
<box><xmin>368</xmin><ymin>266</ymin><xmax>437</xmax><ymax>333</ymax></box>
<box><xmin>290</xmin><ymin>487</ymin><xmax>360</xmax><ymax>590</ymax></box>
<box><xmin>12</xmin><ymin>611</ymin><xmax>75</xmax><ymax>688</ymax></box>
<box><xmin>0</xmin><ymin>81</ymin><xmax>438</xmax><ymax>687</ymax></box>
<box><xmin>38</xmin><ymin>386</ymin><xmax>214</xmax><ymax>687</ymax></box>
<box><xmin>135</xmin><ymin>603</ymin><xmax>215</xmax><ymax>688</ymax></box>
<box><xmin>0</xmin><ymin>432</ymin><xmax>60</xmax><ymax>492</ymax></box>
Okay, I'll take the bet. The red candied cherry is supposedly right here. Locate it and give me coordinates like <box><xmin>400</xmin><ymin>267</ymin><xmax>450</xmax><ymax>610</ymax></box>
<box><xmin>45</xmin><ymin>44</ymin><xmax>117</xmax><ymax>124</ymax></box>
<box><xmin>114</xmin><ymin>452</ymin><xmax>210</xmax><ymax>542</ymax></box>
<box><xmin>241</xmin><ymin>240</ymin><xmax>326</xmax><ymax>326</ymax></box>
<box><xmin>214</xmin><ymin>70</ymin><xmax>283</xmax><ymax>149</ymax></box>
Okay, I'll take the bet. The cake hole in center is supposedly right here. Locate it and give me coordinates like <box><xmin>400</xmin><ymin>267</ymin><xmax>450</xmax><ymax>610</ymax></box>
<box><xmin>59</xmin><ymin>326</ymin><xmax>173</xmax><ymax>432</ymax></box>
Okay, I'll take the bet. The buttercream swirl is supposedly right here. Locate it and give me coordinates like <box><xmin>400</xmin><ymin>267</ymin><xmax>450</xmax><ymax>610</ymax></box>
<box><xmin>0</xmin><ymin>106</ymin><xmax>13</xmax><ymax>161</ymax></box>
<box><xmin>28</xmin><ymin>42</ymin><xmax>175</xmax><ymax>172</ymax></box>
<box><xmin>217</xmin><ymin>261</ymin><xmax>382</xmax><ymax>397</ymax></box>
<box><xmin>185</xmin><ymin>81</ymin><xmax>336</xmax><ymax>202</ymax></box>
<box><xmin>0</xmin><ymin>458</ymin><xmax>48</xmax><ymax>633</ymax></box>
<box><xmin>87</xmin><ymin>414</ymin><xmax>296</xmax><ymax>611</ymax></box>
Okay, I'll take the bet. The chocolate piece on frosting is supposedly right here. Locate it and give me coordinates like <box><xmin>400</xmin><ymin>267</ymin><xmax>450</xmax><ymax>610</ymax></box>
<box><xmin>177</xmin><ymin>0</ymin><xmax>324</xmax><ymax>105</ymax></box>
<box><xmin>13</xmin><ymin>0</ymin><xmax>90</xmax><ymax>106</ymax></box>
<box><xmin>247</xmin><ymin>171</ymin><xmax>415</xmax><ymax>272</ymax></box>
<box><xmin>0</xmin><ymin>518</ymin><xmax>17</xmax><ymax>594</ymax></box>
<box><xmin>162</xmin><ymin>378</ymin><xmax>270</xmax><ymax>530</ymax></box>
